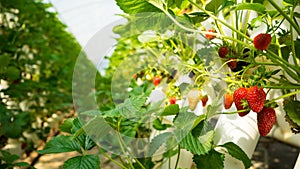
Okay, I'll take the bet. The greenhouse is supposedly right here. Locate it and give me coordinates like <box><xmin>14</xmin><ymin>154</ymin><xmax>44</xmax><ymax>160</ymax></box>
<box><xmin>0</xmin><ymin>0</ymin><xmax>300</xmax><ymax>168</ymax></box>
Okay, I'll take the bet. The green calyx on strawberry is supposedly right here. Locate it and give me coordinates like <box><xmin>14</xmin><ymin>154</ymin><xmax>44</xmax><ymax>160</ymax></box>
<box><xmin>218</xmin><ymin>46</ymin><xmax>229</xmax><ymax>58</ymax></box>
<box><xmin>253</xmin><ymin>33</ymin><xmax>272</xmax><ymax>50</ymax></box>
<box><xmin>257</xmin><ymin>107</ymin><xmax>276</xmax><ymax>136</ymax></box>
<box><xmin>247</xmin><ymin>86</ymin><xmax>266</xmax><ymax>113</ymax></box>
<box><xmin>233</xmin><ymin>87</ymin><xmax>250</xmax><ymax>117</ymax></box>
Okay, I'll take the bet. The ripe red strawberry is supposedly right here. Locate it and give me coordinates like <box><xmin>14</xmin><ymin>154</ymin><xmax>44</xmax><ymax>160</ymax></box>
<box><xmin>253</xmin><ymin>33</ymin><xmax>272</xmax><ymax>50</ymax></box>
<box><xmin>201</xmin><ymin>95</ymin><xmax>208</xmax><ymax>107</ymax></box>
<box><xmin>169</xmin><ymin>97</ymin><xmax>176</xmax><ymax>104</ymax></box>
<box><xmin>227</xmin><ymin>58</ymin><xmax>237</xmax><ymax>70</ymax></box>
<box><xmin>257</xmin><ymin>107</ymin><xmax>276</xmax><ymax>136</ymax></box>
<box><xmin>233</xmin><ymin>87</ymin><xmax>250</xmax><ymax>117</ymax></box>
<box><xmin>205</xmin><ymin>29</ymin><xmax>216</xmax><ymax>40</ymax></box>
<box><xmin>246</xmin><ymin>86</ymin><xmax>266</xmax><ymax>113</ymax></box>
<box><xmin>218</xmin><ymin>46</ymin><xmax>229</xmax><ymax>58</ymax></box>
<box><xmin>153</xmin><ymin>76</ymin><xmax>161</xmax><ymax>86</ymax></box>
<box><xmin>224</xmin><ymin>93</ymin><xmax>234</xmax><ymax>109</ymax></box>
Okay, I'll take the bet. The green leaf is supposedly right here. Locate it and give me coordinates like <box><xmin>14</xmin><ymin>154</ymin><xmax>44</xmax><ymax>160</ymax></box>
<box><xmin>146</xmin><ymin>100</ymin><xmax>164</xmax><ymax>114</ymax></box>
<box><xmin>59</xmin><ymin>118</ymin><xmax>74</xmax><ymax>134</ymax></box>
<box><xmin>249</xmin><ymin>16</ymin><xmax>262</xmax><ymax>29</ymax></box>
<box><xmin>113</xmin><ymin>12</ymin><xmax>173</xmax><ymax>36</ymax></box>
<box><xmin>102</xmin><ymin>109</ymin><xmax>120</xmax><ymax>117</ymax></box>
<box><xmin>234</xmin><ymin>3</ymin><xmax>266</xmax><ymax>14</ymax></box>
<box><xmin>116</xmin><ymin>0</ymin><xmax>161</xmax><ymax>14</ymax></box>
<box><xmin>284</xmin><ymin>100</ymin><xmax>300</xmax><ymax>127</ymax></box>
<box><xmin>81</xmin><ymin>116</ymin><xmax>111</xmax><ymax>143</ymax></box>
<box><xmin>81</xmin><ymin>110</ymin><xmax>102</xmax><ymax>117</ymax></box>
<box><xmin>0</xmin><ymin>150</ymin><xmax>19</xmax><ymax>164</ymax></box>
<box><xmin>205</xmin><ymin>0</ymin><xmax>224</xmax><ymax>13</ymax></box>
<box><xmin>267</xmin><ymin>10</ymin><xmax>280</xmax><ymax>18</ymax></box>
<box><xmin>75</xmin><ymin>133</ymin><xmax>96</xmax><ymax>151</ymax></box>
<box><xmin>152</xmin><ymin>118</ymin><xmax>172</xmax><ymax>130</ymax></box>
<box><xmin>188</xmin><ymin>12</ymin><xmax>210</xmax><ymax>24</ymax></box>
<box><xmin>4</xmin><ymin>66</ymin><xmax>20</xmax><ymax>80</ymax></box>
<box><xmin>199</xmin><ymin>130</ymin><xmax>214</xmax><ymax>152</ymax></box>
<box><xmin>173</xmin><ymin>108</ymin><xmax>197</xmax><ymax>130</ymax></box>
<box><xmin>0</xmin><ymin>54</ymin><xmax>10</xmax><ymax>68</ymax></box>
<box><xmin>14</xmin><ymin>162</ymin><xmax>30</xmax><ymax>167</ymax></box>
<box><xmin>175</xmin><ymin>0</ymin><xmax>188</xmax><ymax>8</ymax></box>
<box><xmin>148</xmin><ymin>0</ymin><xmax>164</xmax><ymax>10</ymax></box>
<box><xmin>295</xmin><ymin>12</ymin><xmax>300</xmax><ymax>18</ymax></box>
<box><xmin>115</xmin><ymin>95</ymin><xmax>148</xmax><ymax>118</ymax></box>
<box><xmin>283</xmin><ymin>0</ymin><xmax>297</xmax><ymax>5</ymax></box>
<box><xmin>220</xmin><ymin>142</ymin><xmax>252</xmax><ymax>169</ymax></box>
<box><xmin>163</xmin><ymin>136</ymin><xmax>178</xmax><ymax>158</ymax></box>
<box><xmin>206</xmin><ymin>90</ymin><xmax>225</xmax><ymax>118</ymax></box>
<box><xmin>191</xmin><ymin>122</ymin><xmax>205</xmax><ymax>138</ymax></box>
<box><xmin>62</xmin><ymin>155</ymin><xmax>100</xmax><ymax>169</ymax></box>
<box><xmin>72</xmin><ymin>118</ymin><xmax>83</xmax><ymax>133</ymax></box>
<box><xmin>68</xmin><ymin>119</ymin><xmax>96</xmax><ymax>151</ymax></box>
<box><xmin>38</xmin><ymin>135</ymin><xmax>81</xmax><ymax>154</ymax></box>
<box><xmin>191</xmin><ymin>114</ymin><xmax>206</xmax><ymax>133</ymax></box>
<box><xmin>161</xmin><ymin>104</ymin><xmax>180</xmax><ymax>116</ymax></box>
<box><xmin>1</xmin><ymin>113</ymin><xmax>30</xmax><ymax>138</ymax></box>
<box><xmin>177</xmin><ymin>130</ymin><xmax>213</xmax><ymax>155</ymax></box>
<box><xmin>148</xmin><ymin>132</ymin><xmax>172</xmax><ymax>156</ymax></box>
<box><xmin>193</xmin><ymin>150</ymin><xmax>225</xmax><ymax>169</ymax></box>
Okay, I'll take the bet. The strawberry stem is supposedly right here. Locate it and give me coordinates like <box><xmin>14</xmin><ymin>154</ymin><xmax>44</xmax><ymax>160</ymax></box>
<box><xmin>267</xmin><ymin>0</ymin><xmax>300</xmax><ymax>35</ymax></box>
<box><xmin>263</xmin><ymin>85</ymin><xmax>300</xmax><ymax>89</ymax></box>
<box><xmin>265</xmin><ymin>50</ymin><xmax>300</xmax><ymax>82</ymax></box>
<box><xmin>265</xmin><ymin>90</ymin><xmax>300</xmax><ymax>106</ymax></box>
<box><xmin>217</xmin><ymin>108</ymin><xmax>252</xmax><ymax>115</ymax></box>
<box><xmin>188</xmin><ymin>0</ymin><xmax>253</xmax><ymax>42</ymax></box>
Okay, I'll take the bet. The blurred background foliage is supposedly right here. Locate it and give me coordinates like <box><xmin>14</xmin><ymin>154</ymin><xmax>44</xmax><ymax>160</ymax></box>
<box><xmin>0</xmin><ymin>0</ymin><xmax>84</xmax><ymax>167</ymax></box>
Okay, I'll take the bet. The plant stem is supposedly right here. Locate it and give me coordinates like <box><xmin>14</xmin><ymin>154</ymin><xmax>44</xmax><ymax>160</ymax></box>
<box><xmin>188</xmin><ymin>0</ymin><xmax>253</xmax><ymax>42</ymax></box>
<box><xmin>97</xmin><ymin>147</ymin><xmax>128</xmax><ymax>169</ymax></box>
<box><xmin>263</xmin><ymin>85</ymin><xmax>300</xmax><ymax>89</ymax></box>
<box><xmin>266</xmin><ymin>90</ymin><xmax>300</xmax><ymax>105</ymax></box>
<box><xmin>168</xmin><ymin>155</ymin><xmax>171</xmax><ymax>169</ymax></box>
<box><xmin>243</xmin><ymin>0</ymin><xmax>253</xmax><ymax>35</ymax></box>
<box><xmin>117</xmin><ymin>118</ymin><xmax>135</xmax><ymax>169</ymax></box>
<box><xmin>162</xmin><ymin>2</ymin><xmax>254</xmax><ymax>47</ymax></box>
<box><xmin>217</xmin><ymin>108</ymin><xmax>251</xmax><ymax>115</ymax></box>
<box><xmin>174</xmin><ymin>145</ymin><xmax>181</xmax><ymax>169</ymax></box>
<box><xmin>265</xmin><ymin>50</ymin><xmax>300</xmax><ymax>82</ymax></box>
<box><xmin>267</xmin><ymin>0</ymin><xmax>300</xmax><ymax>35</ymax></box>
<box><xmin>290</xmin><ymin>5</ymin><xmax>298</xmax><ymax>66</ymax></box>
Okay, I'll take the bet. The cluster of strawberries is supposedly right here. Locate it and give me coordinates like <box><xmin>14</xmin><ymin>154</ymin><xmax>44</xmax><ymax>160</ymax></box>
<box><xmin>168</xmin><ymin>92</ymin><xmax>209</xmax><ymax>107</ymax></box>
<box><xmin>217</xmin><ymin>33</ymin><xmax>272</xmax><ymax>70</ymax></box>
<box><xmin>224</xmin><ymin>86</ymin><xmax>276</xmax><ymax>136</ymax></box>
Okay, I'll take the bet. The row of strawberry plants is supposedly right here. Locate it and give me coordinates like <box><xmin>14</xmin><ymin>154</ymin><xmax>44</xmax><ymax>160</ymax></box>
<box><xmin>39</xmin><ymin>0</ymin><xmax>300</xmax><ymax>168</ymax></box>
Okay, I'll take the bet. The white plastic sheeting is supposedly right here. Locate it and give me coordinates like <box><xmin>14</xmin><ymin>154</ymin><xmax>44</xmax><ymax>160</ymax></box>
<box><xmin>49</xmin><ymin>0</ymin><xmax>122</xmax><ymax>46</ymax></box>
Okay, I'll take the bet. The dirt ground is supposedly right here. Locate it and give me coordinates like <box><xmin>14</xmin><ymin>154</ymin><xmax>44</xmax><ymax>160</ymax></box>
<box><xmin>251</xmin><ymin>137</ymin><xmax>299</xmax><ymax>169</ymax></box>
<box><xmin>33</xmin><ymin>136</ymin><xmax>299</xmax><ymax>169</ymax></box>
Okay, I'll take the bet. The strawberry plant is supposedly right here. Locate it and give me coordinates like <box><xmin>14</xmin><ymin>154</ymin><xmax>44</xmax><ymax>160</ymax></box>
<box><xmin>38</xmin><ymin>0</ymin><xmax>300</xmax><ymax>168</ymax></box>
<box><xmin>0</xmin><ymin>0</ymin><xmax>82</xmax><ymax>167</ymax></box>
